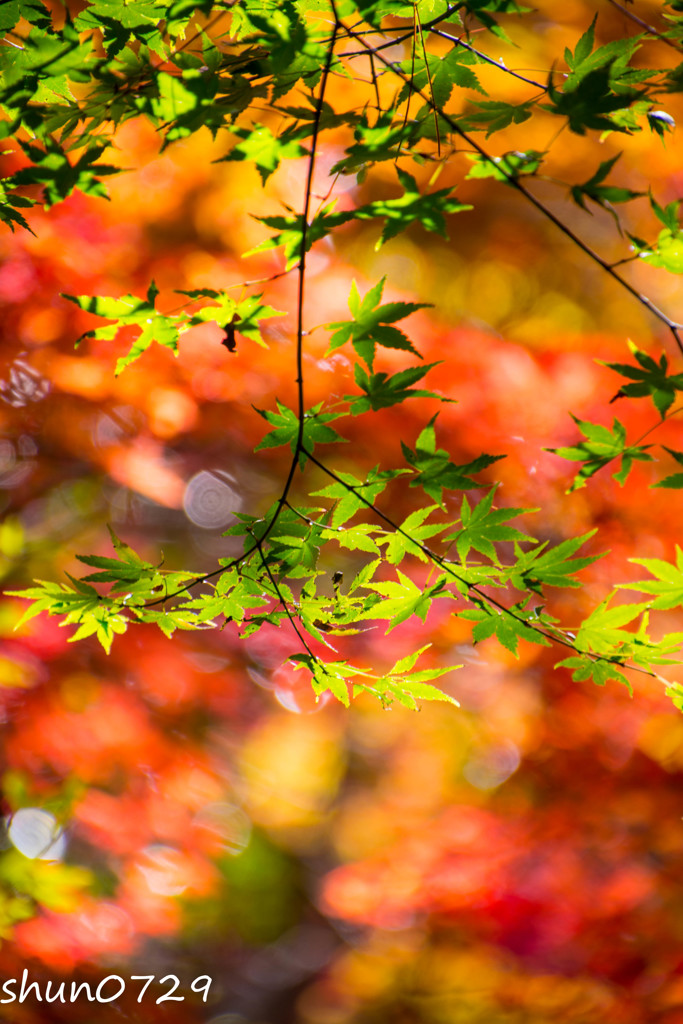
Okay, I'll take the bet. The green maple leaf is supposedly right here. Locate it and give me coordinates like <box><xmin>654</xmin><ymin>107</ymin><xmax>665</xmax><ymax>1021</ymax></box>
<box><xmin>460</xmin><ymin>605</ymin><xmax>547</xmax><ymax>655</ymax></box>
<box><xmin>76</xmin><ymin>0</ymin><xmax>164</xmax><ymax>30</ymax></box>
<box><xmin>361</xmin><ymin>571</ymin><xmax>452</xmax><ymax>632</ymax></box>
<box><xmin>63</xmin><ymin>281</ymin><xmax>183</xmax><ymax>374</ymax></box>
<box><xmin>75</xmin><ymin>526</ymin><xmax>157</xmax><ymax>592</ymax></box>
<box><xmin>354</xmin><ymin>169</ymin><xmax>472</xmax><ymax>248</ymax></box>
<box><xmin>651</xmin><ymin>447</ymin><xmax>683</xmax><ymax>490</ymax></box>
<box><xmin>575</xmin><ymin>598</ymin><xmax>651</xmax><ymax>656</ymax></box>
<box><xmin>619</xmin><ymin>549</ymin><xmax>683</xmax><ymax>609</ymax></box>
<box><xmin>8</xmin><ymin>577</ymin><xmax>128</xmax><ymax>654</ymax></box>
<box><xmin>445</xmin><ymin>488</ymin><xmax>535</xmax><ymax>562</ymax></box>
<box><xmin>180</xmin><ymin>289</ymin><xmax>285</xmax><ymax>347</ymax></box>
<box><xmin>401</xmin><ymin>415</ymin><xmax>503</xmax><ymax>505</ymax></box>
<box><xmin>0</xmin><ymin>181</ymin><xmax>36</xmax><ymax>234</ymax></box>
<box><xmin>255</xmin><ymin>400</ymin><xmax>345</xmax><ymax>466</ymax></box>
<box><xmin>547</xmin><ymin>415</ymin><xmax>652</xmax><ymax>490</ymax></box>
<box><xmin>397</xmin><ymin>47</ymin><xmax>485</xmax><ymax>109</ymax></box>
<box><xmin>0</xmin><ymin>21</ymin><xmax>96</xmax><ymax>105</ymax></box>
<box><xmin>506</xmin><ymin>530</ymin><xmax>600</xmax><ymax>592</ymax></box>
<box><xmin>466</xmin><ymin>149</ymin><xmax>545</xmax><ymax>182</ymax></box>
<box><xmin>179</xmin><ymin>570</ymin><xmax>269</xmax><ymax>624</ymax></box>
<box><xmin>0</xmin><ymin>0</ymin><xmax>52</xmax><ymax>32</ymax></box>
<box><xmin>327</xmin><ymin>278</ymin><xmax>430</xmax><ymax>371</ymax></box>
<box><xmin>312</xmin><ymin>466</ymin><xmax>410</xmax><ymax>527</ymax></box>
<box><xmin>320</xmin><ymin>522</ymin><xmax>380</xmax><ymax>554</ymax></box>
<box><xmin>378</xmin><ymin>505</ymin><xmax>448</xmax><ymax>565</ymax></box>
<box><xmin>460</xmin><ymin>99</ymin><xmax>535</xmax><ymax>136</ymax></box>
<box><xmin>544</xmin><ymin>61</ymin><xmax>641</xmax><ymax>135</ymax></box>
<box><xmin>247</xmin><ymin>201</ymin><xmax>351</xmax><ymax>269</ymax></box>
<box><xmin>642</xmin><ymin>228</ymin><xmax>683</xmax><ymax>274</ymax></box>
<box><xmin>12</xmin><ymin>139</ymin><xmax>119</xmax><ymax>208</ymax></box>
<box><xmin>603</xmin><ymin>341</ymin><xmax>683</xmax><ymax>417</ymax></box>
<box><xmin>556</xmin><ymin>654</ymin><xmax>631</xmax><ymax>692</ymax></box>
<box><xmin>330</xmin><ymin>111</ymin><xmax>422</xmax><ymax>174</ymax></box>
<box><xmin>543</xmin><ymin>18</ymin><xmax>645</xmax><ymax>134</ymax></box>
<box><xmin>347</xmin><ymin>361</ymin><xmax>449</xmax><ymax>413</ymax></box>
<box><xmin>460</xmin><ymin>0</ymin><xmax>529</xmax><ymax>41</ymax></box>
<box><xmin>360</xmin><ymin>645</ymin><xmax>461</xmax><ymax>709</ymax></box>
<box><xmin>562</xmin><ymin>16</ymin><xmax>645</xmax><ymax>93</ymax></box>
<box><xmin>232</xmin><ymin>295</ymin><xmax>286</xmax><ymax>345</ymax></box>
<box><xmin>220</xmin><ymin>123</ymin><xmax>308</xmax><ymax>183</ymax></box>
<box><xmin>289</xmin><ymin>653</ymin><xmax>363</xmax><ymax>707</ymax></box>
<box><xmin>570</xmin><ymin>154</ymin><xmax>643</xmax><ymax>220</ymax></box>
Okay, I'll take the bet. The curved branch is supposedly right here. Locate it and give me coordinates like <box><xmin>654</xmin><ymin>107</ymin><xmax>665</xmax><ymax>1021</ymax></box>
<box><xmin>340</xmin><ymin>16</ymin><xmax>683</xmax><ymax>354</ymax></box>
<box><xmin>302</xmin><ymin>446</ymin><xmax>655</xmax><ymax>680</ymax></box>
<box><xmin>145</xmin><ymin>19</ymin><xmax>341</xmax><ymax>611</ymax></box>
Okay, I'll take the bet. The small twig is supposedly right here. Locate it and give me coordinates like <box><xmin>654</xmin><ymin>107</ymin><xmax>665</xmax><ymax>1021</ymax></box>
<box><xmin>609</xmin><ymin>254</ymin><xmax>641</xmax><ymax>269</ymax></box>
<box><xmin>367</xmin><ymin>48</ymin><xmax>382</xmax><ymax>112</ymax></box>
<box><xmin>606</xmin><ymin>0</ymin><xmax>683</xmax><ymax>53</ymax></box>
<box><xmin>224</xmin><ymin>267</ymin><xmax>296</xmax><ymax>289</ymax></box>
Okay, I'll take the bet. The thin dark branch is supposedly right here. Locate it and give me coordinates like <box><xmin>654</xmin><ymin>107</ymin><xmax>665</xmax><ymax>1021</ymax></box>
<box><xmin>431</xmin><ymin>27</ymin><xmax>547</xmax><ymax>90</ymax></box>
<box><xmin>144</xmin><ymin>20</ymin><xmax>341</xmax><ymax>611</ymax></box>
<box><xmin>296</xmin><ymin>17</ymin><xmax>340</xmax><ymax>436</ymax></box>
<box><xmin>609</xmin><ymin>254</ymin><xmax>641</xmax><ymax>269</ymax></box>
<box><xmin>397</xmin><ymin>6</ymin><xmax>418</xmax><ymax>160</ymax></box>
<box><xmin>255</xmin><ymin>538</ymin><xmax>318</xmax><ymax>659</ymax></box>
<box><xmin>302</xmin><ymin>446</ymin><xmax>654</xmax><ymax>678</ymax></box>
<box><xmin>367</xmin><ymin>48</ymin><xmax>382</xmax><ymax>111</ymax></box>
<box><xmin>417</xmin><ymin>10</ymin><xmax>441</xmax><ymax>154</ymax></box>
<box><xmin>225</xmin><ymin>267</ymin><xmax>297</xmax><ymax>289</ymax></box>
<box><xmin>339</xmin><ymin>3</ymin><xmax>464</xmax><ymax>58</ymax></box>
<box><xmin>341</xmin><ymin>20</ymin><xmax>683</xmax><ymax>354</ymax></box>
<box><xmin>606</xmin><ymin>0</ymin><xmax>683</xmax><ymax>53</ymax></box>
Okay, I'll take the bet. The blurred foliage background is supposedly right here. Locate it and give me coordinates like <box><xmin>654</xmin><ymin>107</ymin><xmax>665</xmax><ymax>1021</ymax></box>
<box><xmin>2</xmin><ymin>1</ymin><xmax>683</xmax><ymax>1022</ymax></box>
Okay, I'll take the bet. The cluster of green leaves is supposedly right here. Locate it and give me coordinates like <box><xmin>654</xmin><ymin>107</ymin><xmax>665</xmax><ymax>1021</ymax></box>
<box><xmin>548</xmin><ymin>415</ymin><xmax>653</xmax><ymax>492</ymax></box>
<box><xmin>4</xmin><ymin>0</ymin><xmax>683</xmax><ymax>710</ymax></box>
<box><xmin>638</xmin><ymin>196</ymin><xmax>683</xmax><ymax>275</ymax></box>
<box><xmin>549</xmin><ymin>342</ymin><xmax>683</xmax><ymax>493</ymax></box>
<box><xmin>64</xmin><ymin>283</ymin><xmax>284</xmax><ymax>373</ymax></box>
<box><xmin>543</xmin><ymin>16</ymin><xmax>651</xmax><ymax>135</ymax></box>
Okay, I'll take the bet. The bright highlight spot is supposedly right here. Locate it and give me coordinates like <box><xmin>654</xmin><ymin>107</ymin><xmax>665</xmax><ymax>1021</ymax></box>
<box><xmin>183</xmin><ymin>470</ymin><xmax>240</xmax><ymax>529</ymax></box>
<box><xmin>8</xmin><ymin>808</ymin><xmax>66</xmax><ymax>860</ymax></box>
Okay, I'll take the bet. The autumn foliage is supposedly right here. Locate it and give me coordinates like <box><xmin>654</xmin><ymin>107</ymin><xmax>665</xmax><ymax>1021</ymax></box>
<box><xmin>3</xmin><ymin>0</ymin><xmax>683</xmax><ymax>1021</ymax></box>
